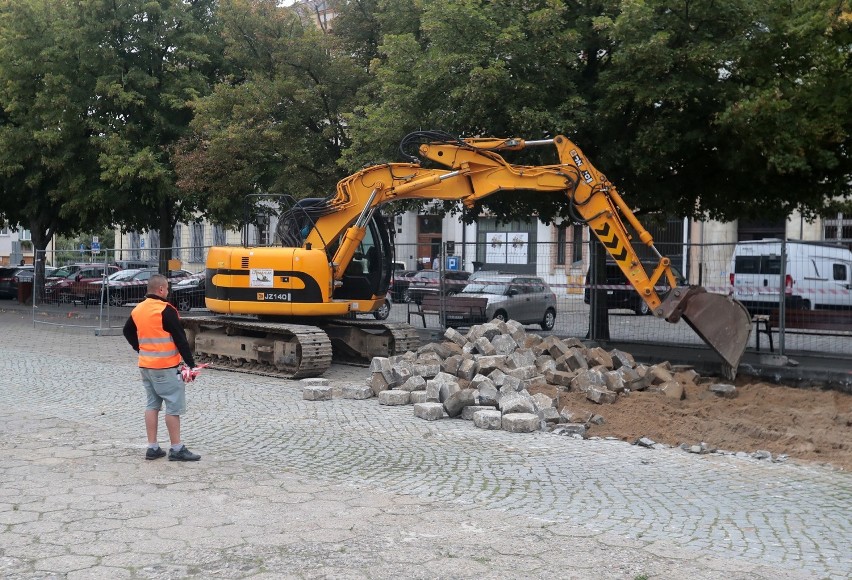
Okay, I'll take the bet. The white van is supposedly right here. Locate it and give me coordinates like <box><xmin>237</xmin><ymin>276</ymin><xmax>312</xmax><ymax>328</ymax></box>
<box><xmin>729</xmin><ymin>239</ymin><xmax>852</xmax><ymax>311</ymax></box>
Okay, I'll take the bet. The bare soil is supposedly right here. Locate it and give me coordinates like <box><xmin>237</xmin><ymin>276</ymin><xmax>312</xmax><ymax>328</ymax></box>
<box><xmin>531</xmin><ymin>374</ymin><xmax>852</xmax><ymax>471</ymax></box>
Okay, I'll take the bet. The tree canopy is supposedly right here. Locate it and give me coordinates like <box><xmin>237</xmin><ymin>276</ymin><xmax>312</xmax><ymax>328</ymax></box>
<box><xmin>334</xmin><ymin>0</ymin><xmax>850</xmax><ymax>223</ymax></box>
<box><xmin>172</xmin><ymin>0</ymin><xmax>367</xmax><ymax>229</ymax></box>
<box><xmin>0</xmin><ymin>0</ymin><xmax>106</xmax><ymax>258</ymax></box>
<box><xmin>0</xmin><ymin>0</ymin><xmax>848</xmax><ymax>250</ymax></box>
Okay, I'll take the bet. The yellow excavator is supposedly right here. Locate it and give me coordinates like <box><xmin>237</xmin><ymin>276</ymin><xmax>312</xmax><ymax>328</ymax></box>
<box><xmin>183</xmin><ymin>131</ymin><xmax>752</xmax><ymax>379</ymax></box>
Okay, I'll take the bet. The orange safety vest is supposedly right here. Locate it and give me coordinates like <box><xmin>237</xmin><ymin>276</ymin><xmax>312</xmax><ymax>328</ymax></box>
<box><xmin>131</xmin><ymin>298</ymin><xmax>182</xmax><ymax>369</ymax></box>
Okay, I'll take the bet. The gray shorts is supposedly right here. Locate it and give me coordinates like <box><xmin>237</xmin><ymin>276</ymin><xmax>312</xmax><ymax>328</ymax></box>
<box><xmin>140</xmin><ymin>367</ymin><xmax>186</xmax><ymax>415</ymax></box>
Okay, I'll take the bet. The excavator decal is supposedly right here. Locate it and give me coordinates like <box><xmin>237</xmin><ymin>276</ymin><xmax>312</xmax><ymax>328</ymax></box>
<box><xmin>593</xmin><ymin>223</ymin><xmax>629</xmax><ymax>264</ymax></box>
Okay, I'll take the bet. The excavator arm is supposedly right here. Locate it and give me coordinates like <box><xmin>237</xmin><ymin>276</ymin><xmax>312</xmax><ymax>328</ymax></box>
<box><xmin>302</xmin><ymin>133</ymin><xmax>751</xmax><ymax>376</ymax></box>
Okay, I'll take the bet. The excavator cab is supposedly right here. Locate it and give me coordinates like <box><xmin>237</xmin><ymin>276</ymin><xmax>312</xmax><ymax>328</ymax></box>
<box><xmin>331</xmin><ymin>211</ymin><xmax>393</xmax><ymax>301</ymax></box>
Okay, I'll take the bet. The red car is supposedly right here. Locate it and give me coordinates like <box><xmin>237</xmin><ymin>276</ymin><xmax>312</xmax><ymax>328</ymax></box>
<box><xmin>44</xmin><ymin>264</ymin><xmax>120</xmax><ymax>304</ymax></box>
<box><xmin>87</xmin><ymin>268</ymin><xmax>195</xmax><ymax>306</ymax></box>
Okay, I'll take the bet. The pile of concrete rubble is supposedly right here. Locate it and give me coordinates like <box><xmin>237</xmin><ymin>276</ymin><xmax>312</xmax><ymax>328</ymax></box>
<box><xmin>302</xmin><ymin>319</ymin><xmax>738</xmax><ymax>435</ymax></box>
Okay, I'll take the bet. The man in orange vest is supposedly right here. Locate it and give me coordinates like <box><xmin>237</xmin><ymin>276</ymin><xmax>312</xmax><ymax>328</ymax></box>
<box><xmin>123</xmin><ymin>273</ymin><xmax>201</xmax><ymax>461</ymax></box>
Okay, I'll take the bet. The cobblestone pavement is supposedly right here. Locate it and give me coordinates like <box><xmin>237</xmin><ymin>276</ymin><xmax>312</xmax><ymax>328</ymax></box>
<box><xmin>0</xmin><ymin>309</ymin><xmax>849</xmax><ymax>579</ymax></box>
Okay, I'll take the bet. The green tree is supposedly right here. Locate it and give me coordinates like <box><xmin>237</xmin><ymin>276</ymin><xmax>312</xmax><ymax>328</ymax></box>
<box><xmin>597</xmin><ymin>0</ymin><xmax>851</xmax><ymax>221</ymax></box>
<box><xmin>0</xmin><ymin>0</ymin><xmax>108</xmax><ymax>284</ymax></box>
<box><xmin>83</xmin><ymin>0</ymin><xmax>223</xmax><ymax>270</ymax></box>
<box><xmin>173</xmin><ymin>0</ymin><xmax>367</xmax><ymax>228</ymax></box>
<box><xmin>342</xmin><ymin>0</ymin><xmax>850</xmax><ymax>223</ymax></box>
<box><xmin>338</xmin><ymin>0</ymin><xmax>612</xmax><ymax>221</ymax></box>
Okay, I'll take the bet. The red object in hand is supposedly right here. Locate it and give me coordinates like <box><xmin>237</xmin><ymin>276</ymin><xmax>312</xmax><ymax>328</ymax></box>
<box><xmin>180</xmin><ymin>363</ymin><xmax>210</xmax><ymax>383</ymax></box>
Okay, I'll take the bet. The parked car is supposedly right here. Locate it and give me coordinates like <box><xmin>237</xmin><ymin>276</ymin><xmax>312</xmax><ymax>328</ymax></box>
<box><xmin>114</xmin><ymin>259</ymin><xmax>157</xmax><ymax>270</ymax></box>
<box><xmin>467</xmin><ymin>270</ymin><xmax>515</xmax><ymax>283</ymax></box>
<box><xmin>390</xmin><ymin>269</ymin><xmax>418</xmax><ymax>301</ymax></box>
<box><xmin>583</xmin><ymin>262</ymin><xmax>687</xmax><ymax>315</ymax></box>
<box><xmin>11</xmin><ymin>265</ymin><xmax>57</xmax><ymax>284</ymax></box>
<box><xmin>44</xmin><ymin>264</ymin><xmax>120</xmax><ymax>303</ymax></box>
<box><xmin>730</xmin><ymin>239</ymin><xmax>852</xmax><ymax>312</ymax></box>
<box><xmin>0</xmin><ymin>265</ymin><xmax>58</xmax><ymax>300</ymax></box>
<box><xmin>458</xmin><ymin>274</ymin><xmax>557</xmax><ymax>330</ymax></box>
<box><xmin>0</xmin><ymin>267</ymin><xmax>18</xmax><ymax>299</ymax></box>
<box><xmin>89</xmin><ymin>268</ymin><xmax>195</xmax><ymax>306</ymax></box>
<box><xmin>85</xmin><ymin>268</ymin><xmax>143</xmax><ymax>305</ymax></box>
<box><xmin>404</xmin><ymin>269</ymin><xmax>471</xmax><ymax>304</ymax></box>
<box><xmin>168</xmin><ymin>274</ymin><xmax>206</xmax><ymax>311</ymax></box>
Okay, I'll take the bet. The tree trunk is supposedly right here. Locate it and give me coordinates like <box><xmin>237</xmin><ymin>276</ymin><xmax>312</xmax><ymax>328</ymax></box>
<box><xmin>157</xmin><ymin>203</ymin><xmax>174</xmax><ymax>275</ymax></box>
<box><xmin>587</xmin><ymin>238</ymin><xmax>610</xmax><ymax>341</ymax></box>
<box><xmin>28</xmin><ymin>222</ymin><xmax>53</xmax><ymax>304</ymax></box>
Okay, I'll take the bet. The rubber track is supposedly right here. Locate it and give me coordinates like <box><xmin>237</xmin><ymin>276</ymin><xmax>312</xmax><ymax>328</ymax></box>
<box><xmin>326</xmin><ymin>319</ymin><xmax>421</xmax><ymax>356</ymax></box>
<box><xmin>183</xmin><ymin>316</ymin><xmax>333</xmax><ymax>379</ymax></box>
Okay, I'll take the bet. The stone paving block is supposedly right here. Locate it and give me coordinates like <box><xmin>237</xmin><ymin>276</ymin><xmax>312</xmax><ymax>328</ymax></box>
<box><xmin>491</xmin><ymin>334</ymin><xmax>518</xmax><ymax>355</ymax></box>
<box><xmin>341</xmin><ymin>384</ymin><xmax>373</xmax><ymax>399</ymax></box>
<box><xmin>441</xmin><ymin>355</ymin><xmax>462</xmax><ymax>376</ymax></box>
<box><xmin>398</xmin><ymin>375</ymin><xmax>427</xmax><ymax>392</ymax></box>
<box><xmin>476</xmin><ymin>382</ymin><xmax>499</xmax><ymax>407</ymax></box>
<box><xmin>710</xmin><ymin>383</ymin><xmax>738</xmax><ymax>398</ymax></box>
<box><xmin>413</xmin><ymin>402</ymin><xmax>444</xmax><ymax>421</ymax></box>
<box><xmin>475</xmin><ymin>355</ymin><xmax>506</xmax><ymax>375</ymax></box>
<box><xmin>472</xmin><ymin>409</ymin><xmax>503</xmax><ymax>430</ymax></box>
<box><xmin>461</xmin><ymin>405</ymin><xmax>496</xmax><ymax>421</ymax></box>
<box><xmin>444</xmin><ymin>327</ymin><xmax>467</xmax><ymax>347</ymax></box>
<box><xmin>502</xmin><ymin>412</ymin><xmax>541</xmax><ymax>433</ymax></box>
<box><xmin>457</xmin><ymin>358</ymin><xmax>478</xmax><ymax>381</ymax></box>
<box><xmin>409</xmin><ymin>391</ymin><xmax>428</xmax><ymax>404</ymax></box>
<box><xmin>378</xmin><ymin>390</ymin><xmax>410</xmax><ymax>406</ymax></box>
<box><xmin>300</xmin><ymin>377</ymin><xmax>329</xmax><ymax>387</ymax></box>
<box><xmin>498</xmin><ymin>392</ymin><xmax>535</xmax><ymax>415</ymax></box>
<box><xmin>303</xmin><ymin>385</ymin><xmax>333</xmax><ymax>401</ymax></box>
<box><xmin>369</xmin><ymin>371</ymin><xmax>391</xmax><ymax>396</ymax></box>
<box><xmin>443</xmin><ymin>388</ymin><xmax>476</xmax><ymax>418</ymax></box>
<box><xmin>586</xmin><ymin>387</ymin><xmax>617</xmax><ymax>404</ymax></box>
<box><xmin>610</xmin><ymin>348</ymin><xmax>636</xmax><ymax>369</ymax></box>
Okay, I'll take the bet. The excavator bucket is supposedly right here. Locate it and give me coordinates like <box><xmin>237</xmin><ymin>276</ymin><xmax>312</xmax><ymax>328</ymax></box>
<box><xmin>658</xmin><ymin>287</ymin><xmax>753</xmax><ymax>379</ymax></box>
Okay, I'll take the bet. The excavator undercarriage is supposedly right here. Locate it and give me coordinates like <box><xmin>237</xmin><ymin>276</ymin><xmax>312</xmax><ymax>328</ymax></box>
<box><xmin>182</xmin><ymin>316</ymin><xmax>419</xmax><ymax>379</ymax></box>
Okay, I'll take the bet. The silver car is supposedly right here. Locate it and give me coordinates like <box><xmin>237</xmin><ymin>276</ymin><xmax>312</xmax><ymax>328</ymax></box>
<box><xmin>459</xmin><ymin>274</ymin><xmax>557</xmax><ymax>330</ymax></box>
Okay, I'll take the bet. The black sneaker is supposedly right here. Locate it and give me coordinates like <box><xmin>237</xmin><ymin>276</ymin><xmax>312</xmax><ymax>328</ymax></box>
<box><xmin>145</xmin><ymin>447</ymin><xmax>166</xmax><ymax>460</ymax></box>
<box><xmin>168</xmin><ymin>445</ymin><xmax>201</xmax><ymax>462</ymax></box>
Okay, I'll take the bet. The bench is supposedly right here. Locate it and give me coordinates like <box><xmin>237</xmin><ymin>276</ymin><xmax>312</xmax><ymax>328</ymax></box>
<box><xmin>408</xmin><ymin>295</ymin><xmax>489</xmax><ymax>328</ymax></box>
<box><xmin>755</xmin><ymin>309</ymin><xmax>852</xmax><ymax>352</ymax></box>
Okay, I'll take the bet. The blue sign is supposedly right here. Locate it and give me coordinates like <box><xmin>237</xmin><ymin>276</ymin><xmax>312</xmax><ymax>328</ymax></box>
<box><xmin>91</xmin><ymin>241</ymin><xmax>100</xmax><ymax>254</ymax></box>
<box><xmin>446</xmin><ymin>256</ymin><xmax>460</xmax><ymax>271</ymax></box>
<box><xmin>79</xmin><ymin>243</ymin><xmax>86</xmax><ymax>255</ymax></box>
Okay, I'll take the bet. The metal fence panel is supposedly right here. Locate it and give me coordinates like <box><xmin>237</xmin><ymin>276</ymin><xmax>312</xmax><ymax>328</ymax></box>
<box><xmin>27</xmin><ymin>240</ymin><xmax>851</xmax><ymax>358</ymax></box>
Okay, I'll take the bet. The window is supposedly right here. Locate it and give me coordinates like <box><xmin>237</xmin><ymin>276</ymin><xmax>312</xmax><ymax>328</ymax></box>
<box><xmin>191</xmin><ymin>224</ymin><xmax>204</xmax><ymax>263</ymax></box>
<box><xmin>557</xmin><ymin>224</ymin><xmax>584</xmax><ymax>266</ymax></box>
<box><xmin>19</xmin><ymin>229</ymin><xmax>31</xmax><ymax>241</ymax></box>
<box><xmin>256</xmin><ymin>217</ymin><xmax>270</xmax><ymax>246</ymax></box>
<box><xmin>833</xmin><ymin>264</ymin><xmax>848</xmax><ymax>282</ymax></box>
<box><xmin>418</xmin><ymin>215</ymin><xmax>442</xmax><ymax>234</ymax></box>
<box><xmin>213</xmin><ymin>225</ymin><xmax>226</xmax><ymax>246</ymax></box>
<box><xmin>172</xmin><ymin>225</ymin><xmax>182</xmax><ymax>260</ymax></box>
<box><xmin>129</xmin><ymin>232</ymin><xmax>141</xmax><ymax>260</ymax></box>
<box><xmin>734</xmin><ymin>255</ymin><xmax>781</xmax><ymax>274</ymax></box>
<box><xmin>148</xmin><ymin>231</ymin><xmax>160</xmax><ymax>261</ymax></box>
<box><xmin>824</xmin><ymin>213</ymin><xmax>852</xmax><ymax>250</ymax></box>
<box><xmin>0</xmin><ymin>226</ymin><xmax>8</xmax><ymax>235</ymax></box>
<box><xmin>572</xmin><ymin>226</ymin><xmax>583</xmax><ymax>264</ymax></box>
